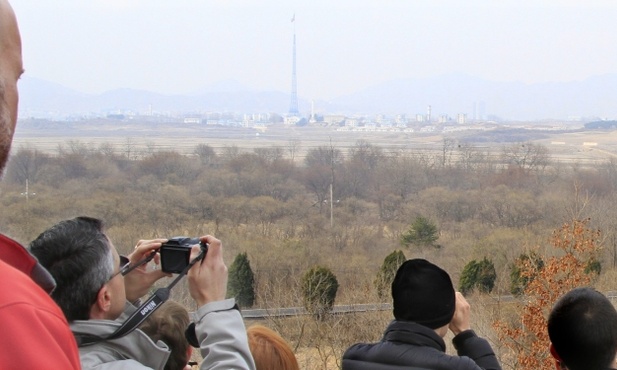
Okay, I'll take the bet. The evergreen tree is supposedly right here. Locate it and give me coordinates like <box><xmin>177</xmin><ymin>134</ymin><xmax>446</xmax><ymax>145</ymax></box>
<box><xmin>302</xmin><ymin>266</ymin><xmax>339</xmax><ymax>319</ymax></box>
<box><xmin>227</xmin><ymin>252</ymin><xmax>255</xmax><ymax>308</ymax></box>
<box><xmin>510</xmin><ymin>252</ymin><xmax>544</xmax><ymax>296</ymax></box>
<box><xmin>400</xmin><ymin>216</ymin><xmax>439</xmax><ymax>248</ymax></box>
<box><xmin>459</xmin><ymin>257</ymin><xmax>496</xmax><ymax>295</ymax></box>
<box><xmin>374</xmin><ymin>250</ymin><xmax>406</xmax><ymax>300</ymax></box>
<box><xmin>585</xmin><ymin>257</ymin><xmax>602</xmax><ymax>275</ymax></box>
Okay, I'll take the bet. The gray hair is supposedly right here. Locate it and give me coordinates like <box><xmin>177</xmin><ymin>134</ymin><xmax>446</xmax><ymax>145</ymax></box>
<box><xmin>29</xmin><ymin>216</ymin><xmax>114</xmax><ymax>321</ymax></box>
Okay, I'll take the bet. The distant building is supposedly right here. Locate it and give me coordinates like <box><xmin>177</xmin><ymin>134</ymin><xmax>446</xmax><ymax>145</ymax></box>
<box><xmin>473</xmin><ymin>101</ymin><xmax>486</xmax><ymax>121</ymax></box>
<box><xmin>457</xmin><ymin>113</ymin><xmax>466</xmax><ymax>124</ymax></box>
<box><xmin>285</xmin><ymin>116</ymin><xmax>301</xmax><ymax>125</ymax></box>
<box><xmin>183</xmin><ymin>117</ymin><xmax>201</xmax><ymax>124</ymax></box>
<box><xmin>323</xmin><ymin>114</ymin><xmax>346</xmax><ymax>126</ymax></box>
<box><xmin>394</xmin><ymin>114</ymin><xmax>407</xmax><ymax>125</ymax></box>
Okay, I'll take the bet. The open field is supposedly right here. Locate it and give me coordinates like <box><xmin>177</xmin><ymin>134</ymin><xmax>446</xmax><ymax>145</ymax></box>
<box><xmin>11</xmin><ymin>119</ymin><xmax>617</xmax><ymax>165</ymax></box>
<box><xmin>7</xmin><ymin>119</ymin><xmax>617</xmax><ymax>370</ymax></box>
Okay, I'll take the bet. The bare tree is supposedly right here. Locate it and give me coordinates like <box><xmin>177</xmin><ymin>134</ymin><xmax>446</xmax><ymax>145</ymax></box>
<box><xmin>501</xmin><ymin>142</ymin><xmax>550</xmax><ymax>174</ymax></box>
<box><xmin>287</xmin><ymin>138</ymin><xmax>302</xmax><ymax>163</ymax></box>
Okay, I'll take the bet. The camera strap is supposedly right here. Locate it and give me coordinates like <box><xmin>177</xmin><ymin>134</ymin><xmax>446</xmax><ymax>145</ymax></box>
<box><xmin>76</xmin><ymin>248</ymin><xmax>206</xmax><ymax>347</ymax></box>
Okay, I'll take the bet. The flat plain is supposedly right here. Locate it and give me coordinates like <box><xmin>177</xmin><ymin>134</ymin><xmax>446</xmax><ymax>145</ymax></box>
<box><xmin>11</xmin><ymin>119</ymin><xmax>617</xmax><ymax>165</ymax></box>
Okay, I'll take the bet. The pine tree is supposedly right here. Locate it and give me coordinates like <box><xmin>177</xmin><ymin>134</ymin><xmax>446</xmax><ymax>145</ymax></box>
<box><xmin>227</xmin><ymin>252</ymin><xmax>255</xmax><ymax>308</ymax></box>
<box><xmin>400</xmin><ymin>216</ymin><xmax>439</xmax><ymax>248</ymax></box>
<box><xmin>459</xmin><ymin>257</ymin><xmax>496</xmax><ymax>295</ymax></box>
<box><xmin>374</xmin><ymin>250</ymin><xmax>406</xmax><ymax>300</ymax></box>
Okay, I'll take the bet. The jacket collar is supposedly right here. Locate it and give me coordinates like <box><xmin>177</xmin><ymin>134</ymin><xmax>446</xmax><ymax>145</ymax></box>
<box><xmin>383</xmin><ymin>320</ymin><xmax>447</xmax><ymax>352</ymax></box>
<box><xmin>71</xmin><ymin>316</ymin><xmax>170</xmax><ymax>370</ymax></box>
<box><xmin>0</xmin><ymin>233</ymin><xmax>56</xmax><ymax>293</ymax></box>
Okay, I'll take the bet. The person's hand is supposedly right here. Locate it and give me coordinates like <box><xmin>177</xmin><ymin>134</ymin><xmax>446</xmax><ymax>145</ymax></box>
<box><xmin>124</xmin><ymin>238</ymin><xmax>171</xmax><ymax>302</ymax></box>
<box><xmin>449</xmin><ymin>291</ymin><xmax>472</xmax><ymax>335</ymax></box>
<box><xmin>187</xmin><ymin>235</ymin><xmax>228</xmax><ymax>307</ymax></box>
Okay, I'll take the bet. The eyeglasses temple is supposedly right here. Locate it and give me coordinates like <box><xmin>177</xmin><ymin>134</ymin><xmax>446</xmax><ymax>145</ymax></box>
<box><xmin>122</xmin><ymin>250</ymin><xmax>157</xmax><ymax>276</ymax></box>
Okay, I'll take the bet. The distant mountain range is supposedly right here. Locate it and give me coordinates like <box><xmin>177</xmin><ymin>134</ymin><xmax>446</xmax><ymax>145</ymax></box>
<box><xmin>17</xmin><ymin>73</ymin><xmax>617</xmax><ymax>121</ymax></box>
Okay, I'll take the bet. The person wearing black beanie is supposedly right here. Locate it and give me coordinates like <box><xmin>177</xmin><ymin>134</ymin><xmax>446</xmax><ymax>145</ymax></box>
<box><xmin>342</xmin><ymin>258</ymin><xmax>502</xmax><ymax>370</ymax></box>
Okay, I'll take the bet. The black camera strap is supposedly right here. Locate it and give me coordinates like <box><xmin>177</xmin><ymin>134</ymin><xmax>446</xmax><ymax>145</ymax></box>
<box><xmin>76</xmin><ymin>248</ymin><xmax>206</xmax><ymax>347</ymax></box>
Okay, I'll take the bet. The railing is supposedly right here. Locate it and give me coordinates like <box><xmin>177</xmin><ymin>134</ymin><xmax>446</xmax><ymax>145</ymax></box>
<box><xmin>241</xmin><ymin>303</ymin><xmax>392</xmax><ymax>319</ymax></box>
<box><xmin>240</xmin><ymin>295</ymin><xmax>524</xmax><ymax>319</ymax></box>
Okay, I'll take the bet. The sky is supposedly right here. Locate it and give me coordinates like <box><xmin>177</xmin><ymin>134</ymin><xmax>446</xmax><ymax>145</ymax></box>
<box><xmin>10</xmin><ymin>0</ymin><xmax>617</xmax><ymax>100</ymax></box>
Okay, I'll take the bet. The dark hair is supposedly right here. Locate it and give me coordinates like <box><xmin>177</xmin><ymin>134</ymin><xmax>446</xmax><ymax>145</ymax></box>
<box><xmin>140</xmin><ymin>300</ymin><xmax>191</xmax><ymax>370</ymax></box>
<box><xmin>548</xmin><ymin>287</ymin><xmax>617</xmax><ymax>370</ymax></box>
<box><xmin>29</xmin><ymin>216</ymin><xmax>113</xmax><ymax>321</ymax></box>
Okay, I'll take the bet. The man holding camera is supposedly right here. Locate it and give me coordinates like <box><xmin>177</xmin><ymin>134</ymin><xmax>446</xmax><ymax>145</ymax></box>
<box><xmin>29</xmin><ymin>216</ymin><xmax>256</xmax><ymax>370</ymax></box>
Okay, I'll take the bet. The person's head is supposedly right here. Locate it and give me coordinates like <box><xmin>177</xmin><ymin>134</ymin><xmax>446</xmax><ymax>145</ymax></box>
<box><xmin>29</xmin><ymin>216</ymin><xmax>126</xmax><ymax>321</ymax></box>
<box><xmin>391</xmin><ymin>258</ymin><xmax>455</xmax><ymax>333</ymax></box>
<box><xmin>247</xmin><ymin>325</ymin><xmax>299</xmax><ymax>370</ymax></box>
<box><xmin>140</xmin><ymin>300</ymin><xmax>192</xmax><ymax>370</ymax></box>
<box><xmin>548</xmin><ymin>287</ymin><xmax>617</xmax><ymax>370</ymax></box>
<box><xmin>0</xmin><ymin>0</ymin><xmax>23</xmax><ymax>175</ymax></box>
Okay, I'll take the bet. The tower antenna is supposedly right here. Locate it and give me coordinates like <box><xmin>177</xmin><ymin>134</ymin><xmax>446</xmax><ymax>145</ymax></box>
<box><xmin>288</xmin><ymin>13</ymin><xmax>299</xmax><ymax>117</ymax></box>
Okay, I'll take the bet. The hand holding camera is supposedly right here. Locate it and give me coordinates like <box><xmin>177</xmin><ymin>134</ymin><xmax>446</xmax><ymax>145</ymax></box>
<box><xmin>187</xmin><ymin>235</ymin><xmax>228</xmax><ymax>307</ymax></box>
<box><xmin>124</xmin><ymin>238</ymin><xmax>171</xmax><ymax>302</ymax></box>
<box><xmin>123</xmin><ymin>235</ymin><xmax>222</xmax><ymax>308</ymax></box>
<box><xmin>160</xmin><ymin>237</ymin><xmax>208</xmax><ymax>274</ymax></box>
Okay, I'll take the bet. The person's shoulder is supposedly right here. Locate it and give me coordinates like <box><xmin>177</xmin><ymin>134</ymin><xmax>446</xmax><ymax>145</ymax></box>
<box><xmin>0</xmin><ymin>260</ymin><xmax>81</xmax><ymax>369</ymax></box>
<box><xmin>0</xmin><ymin>257</ymin><xmax>69</xmax><ymax>325</ymax></box>
<box><xmin>343</xmin><ymin>341</ymin><xmax>384</xmax><ymax>359</ymax></box>
<box><xmin>0</xmin><ymin>258</ymin><xmax>51</xmax><ymax>305</ymax></box>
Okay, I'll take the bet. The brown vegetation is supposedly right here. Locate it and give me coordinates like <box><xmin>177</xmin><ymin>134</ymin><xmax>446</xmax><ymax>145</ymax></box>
<box><xmin>494</xmin><ymin>219</ymin><xmax>601</xmax><ymax>369</ymax></box>
<box><xmin>3</xmin><ymin>139</ymin><xmax>617</xmax><ymax>369</ymax></box>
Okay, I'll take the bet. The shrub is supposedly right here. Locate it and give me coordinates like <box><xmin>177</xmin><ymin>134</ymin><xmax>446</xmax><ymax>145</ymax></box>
<box><xmin>302</xmin><ymin>266</ymin><xmax>339</xmax><ymax>319</ymax></box>
<box><xmin>494</xmin><ymin>219</ymin><xmax>602</xmax><ymax>370</ymax></box>
<box><xmin>227</xmin><ymin>252</ymin><xmax>255</xmax><ymax>308</ymax></box>
<box><xmin>374</xmin><ymin>250</ymin><xmax>406</xmax><ymax>300</ymax></box>
<box><xmin>459</xmin><ymin>257</ymin><xmax>496</xmax><ymax>295</ymax></box>
<box><xmin>509</xmin><ymin>252</ymin><xmax>544</xmax><ymax>296</ymax></box>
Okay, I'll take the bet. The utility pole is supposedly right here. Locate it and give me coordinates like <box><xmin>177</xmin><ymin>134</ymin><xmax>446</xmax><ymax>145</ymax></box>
<box><xmin>21</xmin><ymin>179</ymin><xmax>36</xmax><ymax>203</ymax></box>
<box><xmin>330</xmin><ymin>183</ymin><xmax>333</xmax><ymax>228</ymax></box>
<box><xmin>329</xmin><ymin>137</ymin><xmax>335</xmax><ymax>228</ymax></box>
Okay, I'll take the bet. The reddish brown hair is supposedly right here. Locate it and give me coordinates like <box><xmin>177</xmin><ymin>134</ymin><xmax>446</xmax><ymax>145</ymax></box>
<box><xmin>247</xmin><ymin>325</ymin><xmax>299</xmax><ymax>370</ymax></box>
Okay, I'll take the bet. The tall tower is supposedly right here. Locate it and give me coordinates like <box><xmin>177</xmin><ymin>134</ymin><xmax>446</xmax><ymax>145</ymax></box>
<box><xmin>288</xmin><ymin>15</ymin><xmax>299</xmax><ymax>117</ymax></box>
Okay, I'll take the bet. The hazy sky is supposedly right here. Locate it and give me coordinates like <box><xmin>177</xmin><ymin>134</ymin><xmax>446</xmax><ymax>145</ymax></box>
<box><xmin>11</xmin><ymin>0</ymin><xmax>617</xmax><ymax>100</ymax></box>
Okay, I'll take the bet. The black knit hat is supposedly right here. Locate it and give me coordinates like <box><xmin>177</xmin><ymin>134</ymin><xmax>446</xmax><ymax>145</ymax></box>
<box><xmin>391</xmin><ymin>258</ymin><xmax>455</xmax><ymax>329</ymax></box>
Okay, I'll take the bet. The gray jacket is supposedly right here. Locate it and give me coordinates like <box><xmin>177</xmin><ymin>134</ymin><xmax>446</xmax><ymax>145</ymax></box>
<box><xmin>72</xmin><ymin>299</ymin><xmax>256</xmax><ymax>370</ymax></box>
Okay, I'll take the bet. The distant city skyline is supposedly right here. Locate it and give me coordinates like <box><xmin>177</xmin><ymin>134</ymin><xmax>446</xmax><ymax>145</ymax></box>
<box><xmin>11</xmin><ymin>0</ymin><xmax>617</xmax><ymax>101</ymax></box>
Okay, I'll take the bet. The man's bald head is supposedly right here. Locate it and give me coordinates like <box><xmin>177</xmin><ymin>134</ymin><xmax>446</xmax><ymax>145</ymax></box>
<box><xmin>0</xmin><ymin>0</ymin><xmax>22</xmax><ymax>174</ymax></box>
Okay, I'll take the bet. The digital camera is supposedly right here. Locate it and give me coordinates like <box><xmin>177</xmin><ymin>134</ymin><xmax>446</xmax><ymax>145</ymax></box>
<box><xmin>160</xmin><ymin>237</ymin><xmax>207</xmax><ymax>273</ymax></box>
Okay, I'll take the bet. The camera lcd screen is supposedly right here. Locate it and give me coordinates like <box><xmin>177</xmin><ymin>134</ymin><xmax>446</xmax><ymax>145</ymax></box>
<box><xmin>160</xmin><ymin>245</ymin><xmax>191</xmax><ymax>274</ymax></box>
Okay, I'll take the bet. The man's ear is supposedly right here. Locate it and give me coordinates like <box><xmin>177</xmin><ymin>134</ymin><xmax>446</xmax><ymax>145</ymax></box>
<box><xmin>549</xmin><ymin>343</ymin><xmax>566</xmax><ymax>370</ymax></box>
<box><xmin>90</xmin><ymin>284</ymin><xmax>112</xmax><ymax>319</ymax></box>
<box><xmin>186</xmin><ymin>346</ymin><xmax>193</xmax><ymax>365</ymax></box>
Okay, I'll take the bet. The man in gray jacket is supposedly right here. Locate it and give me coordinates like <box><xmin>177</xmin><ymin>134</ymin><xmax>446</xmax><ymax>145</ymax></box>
<box><xmin>30</xmin><ymin>216</ymin><xmax>255</xmax><ymax>370</ymax></box>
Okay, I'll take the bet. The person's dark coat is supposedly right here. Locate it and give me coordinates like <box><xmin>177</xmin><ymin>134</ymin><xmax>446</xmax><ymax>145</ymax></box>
<box><xmin>342</xmin><ymin>320</ymin><xmax>501</xmax><ymax>370</ymax></box>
